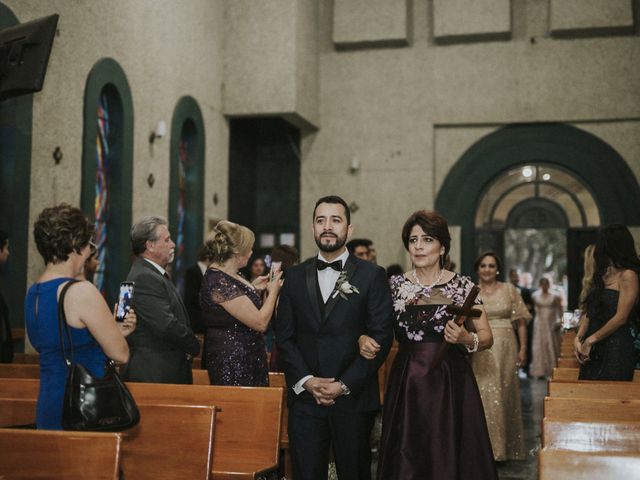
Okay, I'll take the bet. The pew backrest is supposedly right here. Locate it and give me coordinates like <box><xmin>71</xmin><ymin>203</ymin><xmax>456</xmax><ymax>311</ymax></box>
<box><xmin>539</xmin><ymin>449</ymin><xmax>640</xmax><ymax>479</ymax></box>
<box><xmin>122</xmin><ymin>403</ymin><xmax>216</xmax><ymax>480</ymax></box>
<box><xmin>542</xmin><ymin>418</ymin><xmax>640</xmax><ymax>452</ymax></box>
<box><xmin>0</xmin><ymin>428</ymin><xmax>122</xmax><ymax>479</ymax></box>
<box><xmin>0</xmin><ymin>397</ymin><xmax>36</xmax><ymax>427</ymax></box>
<box><xmin>552</xmin><ymin>367</ymin><xmax>640</xmax><ymax>382</ymax></box>
<box><xmin>126</xmin><ymin>382</ymin><xmax>283</xmax><ymax>478</ymax></box>
<box><xmin>0</xmin><ymin>363</ymin><xmax>39</xmax><ymax>379</ymax></box>
<box><xmin>547</xmin><ymin>380</ymin><xmax>640</xmax><ymax>400</ymax></box>
<box><xmin>544</xmin><ymin>396</ymin><xmax>640</xmax><ymax>423</ymax></box>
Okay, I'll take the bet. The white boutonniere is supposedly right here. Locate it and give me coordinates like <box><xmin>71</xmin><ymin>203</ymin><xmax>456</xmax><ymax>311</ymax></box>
<box><xmin>332</xmin><ymin>270</ymin><xmax>360</xmax><ymax>300</ymax></box>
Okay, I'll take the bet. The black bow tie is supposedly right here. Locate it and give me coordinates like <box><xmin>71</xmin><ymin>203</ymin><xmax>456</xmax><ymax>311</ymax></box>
<box><xmin>316</xmin><ymin>259</ymin><xmax>342</xmax><ymax>271</ymax></box>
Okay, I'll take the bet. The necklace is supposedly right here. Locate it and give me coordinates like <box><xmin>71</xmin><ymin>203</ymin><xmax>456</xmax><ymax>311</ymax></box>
<box><xmin>413</xmin><ymin>268</ymin><xmax>444</xmax><ymax>290</ymax></box>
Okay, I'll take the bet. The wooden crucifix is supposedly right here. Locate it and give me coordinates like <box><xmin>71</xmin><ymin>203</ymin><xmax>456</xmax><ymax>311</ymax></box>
<box><xmin>430</xmin><ymin>285</ymin><xmax>481</xmax><ymax>371</ymax></box>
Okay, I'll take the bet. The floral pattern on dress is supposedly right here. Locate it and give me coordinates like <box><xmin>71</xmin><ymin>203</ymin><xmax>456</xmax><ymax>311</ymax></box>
<box><xmin>391</xmin><ymin>274</ymin><xmax>481</xmax><ymax>342</ymax></box>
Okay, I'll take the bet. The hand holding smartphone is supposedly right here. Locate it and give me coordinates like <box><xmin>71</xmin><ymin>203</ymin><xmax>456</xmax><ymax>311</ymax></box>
<box><xmin>269</xmin><ymin>261</ymin><xmax>282</xmax><ymax>281</ymax></box>
<box><xmin>116</xmin><ymin>281</ymin><xmax>134</xmax><ymax>322</ymax></box>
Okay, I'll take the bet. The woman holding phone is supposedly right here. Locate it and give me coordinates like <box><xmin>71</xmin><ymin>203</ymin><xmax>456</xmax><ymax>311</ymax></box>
<box><xmin>200</xmin><ymin>220</ymin><xmax>282</xmax><ymax>386</ymax></box>
<box><xmin>24</xmin><ymin>204</ymin><xmax>136</xmax><ymax>430</ymax></box>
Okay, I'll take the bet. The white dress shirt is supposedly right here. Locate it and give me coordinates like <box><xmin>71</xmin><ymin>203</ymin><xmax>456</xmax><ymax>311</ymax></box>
<box><xmin>143</xmin><ymin>257</ymin><xmax>168</xmax><ymax>276</ymax></box>
<box><xmin>293</xmin><ymin>249</ymin><xmax>350</xmax><ymax>395</ymax></box>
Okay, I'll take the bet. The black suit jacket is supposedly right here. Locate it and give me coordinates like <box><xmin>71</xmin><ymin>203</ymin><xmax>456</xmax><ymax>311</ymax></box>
<box><xmin>183</xmin><ymin>263</ymin><xmax>206</xmax><ymax>334</ymax></box>
<box><xmin>0</xmin><ymin>289</ymin><xmax>13</xmax><ymax>363</ymax></box>
<box><xmin>123</xmin><ymin>258</ymin><xmax>200</xmax><ymax>384</ymax></box>
<box><xmin>275</xmin><ymin>255</ymin><xmax>393</xmax><ymax>412</ymax></box>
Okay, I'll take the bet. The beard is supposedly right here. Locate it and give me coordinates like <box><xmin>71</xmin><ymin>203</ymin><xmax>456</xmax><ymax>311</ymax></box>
<box><xmin>315</xmin><ymin>232</ymin><xmax>347</xmax><ymax>253</ymax></box>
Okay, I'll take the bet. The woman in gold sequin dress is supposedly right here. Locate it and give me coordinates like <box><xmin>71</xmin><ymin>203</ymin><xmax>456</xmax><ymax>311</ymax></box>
<box><xmin>471</xmin><ymin>252</ymin><xmax>531</xmax><ymax>461</ymax></box>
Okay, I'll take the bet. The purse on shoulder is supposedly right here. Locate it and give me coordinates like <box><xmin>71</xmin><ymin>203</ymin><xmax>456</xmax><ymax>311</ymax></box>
<box><xmin>58</xmin><ymin>280</ymin><xmax>140</xmax><ymax>431</ymax></box>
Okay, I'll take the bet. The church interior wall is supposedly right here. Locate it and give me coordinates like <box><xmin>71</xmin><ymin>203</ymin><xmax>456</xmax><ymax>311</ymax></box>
<box><xmin>3</xmin><ymin>0</ymin><xmax>228</xmax><ymax>284</ymax></box>
<box><xmin>299</xmin><ymin>0</ymin><xmax>640</xmax><ymax>269</ymax></box>
<box><xmin>2</xmin><ymin>0</ymin><xmax>639</xmax><ymax>281</ymax></box>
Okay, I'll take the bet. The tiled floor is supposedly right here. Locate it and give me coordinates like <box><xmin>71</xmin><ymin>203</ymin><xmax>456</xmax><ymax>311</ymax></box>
<box><xmin>495</xmin><ymin>377</ymin><xmax>547</xmax><ymax>480</ymax></box>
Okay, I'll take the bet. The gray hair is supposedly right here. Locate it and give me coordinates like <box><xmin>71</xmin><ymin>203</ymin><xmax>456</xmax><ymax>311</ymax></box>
<box><xmin>131</xmin><ymin>216</ymin><xmax>168</xmax><ymax>255</ymax></box>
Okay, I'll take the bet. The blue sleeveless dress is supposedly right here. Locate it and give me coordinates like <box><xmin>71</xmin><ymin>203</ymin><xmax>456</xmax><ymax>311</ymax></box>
<box><xmin>25</xmin><ymin>278</ymin><xmax>106</xmax><ymax>430</ymax></box>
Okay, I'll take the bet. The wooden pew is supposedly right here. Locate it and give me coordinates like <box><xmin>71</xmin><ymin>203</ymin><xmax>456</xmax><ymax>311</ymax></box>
<box><xmin>547</xmin><ymin>380</ymin><xmax>640</xmax><ymax>400</ymax></box>
<box><xmin>539</xmin><ymin>449</ymin><xmax>640</xmax><ymax>479</ymax></box>
<box><xmin>127</xmin><ymin>382</ymin><xmax>282</xmax><ymax>480</ymax></box>
<box><xmin>0</xmin><ymin>363</ymin><xmax>39</xmax><ymax>378</ymax></box>
<box><xmin>544</xmin><ymin>397</ymin><xmax>640</xmax><ymax>423</ymax></box>
<box><xmin>0</xmin><ymin>397</ymin><xmax>217</xmax><ymax>480</ymax></box>
<box><xmin>556</xmin><ymin>357</ymin><xmax>579</xmax><ymax>368</ymax></box>
<box><xmin>12</xmin><ymin>352</ymin><xmax>39</xmax><ymax>364</ymax></box>
<box><xmin>0</xmin><ymin>397</ymin><xmax>37</xmax><ymax>427</ymax></box>
<box><xmin>122</xmin><ymin>403</ymin><xmax>216</xmax><ymax>480</ymax></box>
<box><xmin>542</xmin><ymin>418</ymin><xmax>640</xmax><ymax>452</ymax></box>
<box><xmin>552</xmin><ymin>367</ymin><xmax>640</xmax><ymax>382</ymax></box>
<box><xmin>0</xmin><ymin>378</ymin><xmax>283</xmax><ymax>479</ymax></box>
<box><xmin>0</xmin><ymin>428</ymin><xmax>123</xmax><ymax>479</ymax></box>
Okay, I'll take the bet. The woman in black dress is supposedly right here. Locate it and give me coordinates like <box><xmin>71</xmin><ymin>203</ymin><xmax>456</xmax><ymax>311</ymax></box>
<box><xmin>360</xmin><ymin>210</ymin><xmax>497</xmax><ymax>480</ymax></box>
<box><xmin>200</xmin><ymin>220</ymin><xmax>282</xmax><ymax>386</ymax></box>
<box><xmin>575</xmin><ymin>224</ymin><xmax>640</xmax><ymax>380</ymax></box>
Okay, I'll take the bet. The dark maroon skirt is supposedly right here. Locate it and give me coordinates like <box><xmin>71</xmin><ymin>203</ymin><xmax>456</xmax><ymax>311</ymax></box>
<box><xmin>377</xmin><ymin>341</ymin><xmax>498</xmax><ymax>480</ymax></box>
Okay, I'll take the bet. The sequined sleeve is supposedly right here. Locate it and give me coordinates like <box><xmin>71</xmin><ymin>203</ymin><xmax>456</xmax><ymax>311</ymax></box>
<box><xmin>508</xmin><ymin>283</ymin><xmax>532</xmax><ymax>324</ymax></box>
<box><xmin>205</xmin><ymin>269</ymin><xmax>245</xmax><ymax>304</ymax></box>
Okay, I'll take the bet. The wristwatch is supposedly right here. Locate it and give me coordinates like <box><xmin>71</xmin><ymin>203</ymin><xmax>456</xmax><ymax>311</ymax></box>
<box><xmin>338</xmin><ymin>380</ymin><xmax>351</xmax><ymax>396</ymax></box>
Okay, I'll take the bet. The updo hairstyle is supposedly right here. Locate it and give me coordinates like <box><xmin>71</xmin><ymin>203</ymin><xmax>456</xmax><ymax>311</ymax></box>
<box><xmin>401</xmin><ymin>210</ymin><xmax>451</xmax><ymax>256</ymax></box>
<box><xmin>33</xmin><ymin>203</ymin><xmax>94</xmax><ymax>264</ymax></box>
<box><xmin>205</xmin><ymin>220</ymin><xmax>255</xmax><ymax>264</ymax></box>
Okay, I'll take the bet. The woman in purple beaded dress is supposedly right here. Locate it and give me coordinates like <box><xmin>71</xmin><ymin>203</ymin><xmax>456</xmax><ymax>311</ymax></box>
<box><xmin>199</xmin><ymin>220</ymin><xmax>282</xmax><ymax>386</ymax></box>
<box><xmin>359</xmin><ymin>211</ymin><xmax>497</xmax><ymax>479</ymax></box>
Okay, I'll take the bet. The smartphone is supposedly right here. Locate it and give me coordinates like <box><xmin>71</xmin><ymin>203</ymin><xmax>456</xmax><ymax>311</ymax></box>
<box><xmin>269</xmin><ymin>261</ymin><xmax>282</xmax><ymax>281</ymax></box>
<box><xmin>116</xmin><ymin>281</ymin><xmax>134</xmax><ymax>322</ymax></box>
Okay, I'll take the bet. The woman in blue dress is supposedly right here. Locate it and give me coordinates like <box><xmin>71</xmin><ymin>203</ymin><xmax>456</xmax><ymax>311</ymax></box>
<box><xmin>25</xmin><ymin>204</ymin><xmax>136</xmax><ymax>430</ymax></box>
<box><xmin>575</xmin><ymin>224</ymin><xmax>640</xmax><ymax>380</ymax></box>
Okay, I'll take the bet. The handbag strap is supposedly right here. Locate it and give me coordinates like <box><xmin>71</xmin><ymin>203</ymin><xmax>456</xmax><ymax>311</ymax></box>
<box><xmin>57</xmin><ymin>279</ymin><xmax>80</xmax><ymax>367</ymax></box>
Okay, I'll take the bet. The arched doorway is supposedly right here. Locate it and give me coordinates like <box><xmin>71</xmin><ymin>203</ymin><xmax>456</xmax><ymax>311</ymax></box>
<box><xmin>435</xmin><ymin>123</ymin><xmax>640</xmax><ymax>308</ymax></box>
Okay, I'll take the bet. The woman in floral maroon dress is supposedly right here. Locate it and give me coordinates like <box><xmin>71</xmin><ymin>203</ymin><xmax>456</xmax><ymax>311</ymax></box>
<box><xmin>360</xmin><ymin>210</ymin><xmax>497</xmax><ymax>480</ymax></box>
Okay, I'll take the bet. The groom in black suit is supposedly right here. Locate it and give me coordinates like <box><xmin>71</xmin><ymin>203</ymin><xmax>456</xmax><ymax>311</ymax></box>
<box><xmin>275</xmin><ymin>196</ymin><xmax>393</xmax><ymax>480</ymax></box>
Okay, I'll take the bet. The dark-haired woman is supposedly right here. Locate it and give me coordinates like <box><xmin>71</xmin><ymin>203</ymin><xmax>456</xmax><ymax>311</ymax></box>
<box><xmin>24</xmin><ymin>204</ymin><xmax>135</xmax><ymax>430</ymax></box>
<box><xmin>575</xmin><ymin>224</ymin><xmax>640</xmax><ymax>381</ymax></box>
<box><xmin>200</xmin><ymin>220</ymin><xmax>282</xmax><ymax>386</ymax></box>
<box><xmin>360</xmin><ymin>210</ymin><xmax>497</xmax><ymax>479</ymax></box>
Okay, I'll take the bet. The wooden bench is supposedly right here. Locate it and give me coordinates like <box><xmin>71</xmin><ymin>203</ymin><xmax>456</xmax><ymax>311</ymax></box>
<box><xmin>539</xmin><ymin>449</ymin><xmax>640</xmax><ymax>479</ymax></box>
<box><xmin>547</xmin><ymin>380</ymin><xmax>640</xmax><ymax>399</ymax></box>
<box><xmin>0</xmin><ymin>397</ymin><xmax>37</xmax><ymax>427</ymax></box>
<box><xmin>122</xmin><ymin>403</ymin><xmax>216</xmax><ymax>480</ymax></box>
<box><xmin>552</xmin><ymin>367</ymin><xmax>640</xmax><ymax>382</ymax></box>
<box><xmin>0</xmin><ymin>363</ymin><xmax>39</xmax><ymax>378</ymax></box>
<box><xmin>127</xmin><ymin>382</ymin><xmax>282</xmax><ymax>480</ymax></box>
<box><xmin>542</xmin><ymin>418</ymin><xmax>640</xmax><ymax>452</ymax></box>
<box><xmin>0</xmin><ymin>428</ymin><xmax>123</xmax><ymax>479</ymax></box>
<box><xmin>0</xmin><ymin>378</ymin><xmax>283</xmax><ymax>479</ymax></box>
<box><xmin>12</xmin><ymin>352</ymin><xmax>39</xmax><ymax>364</ymax></box>
<box><xmin>0</xmin><ymin>397</ymin><xmax>217</xmax><ymax>479</ymax></box>
<box><xmin>544</xmin><ymin>397</ymin><xmax>640</xmax><ymax>423</ymax></box>
<box><xmin>556</xmin><ymin>357</ymin><xmax>580</xmax><ymax>368</ymax></box>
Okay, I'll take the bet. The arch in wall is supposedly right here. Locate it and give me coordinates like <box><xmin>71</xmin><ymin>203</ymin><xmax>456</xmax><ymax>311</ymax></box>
<box><xmin>435</xmin><ymin>123</ymin><xmax>640</xmax><ymax>275</ymax></box>
<box><xmin>0</xmin><ymin>3</ymin><xmax>32</xmax><ymax>330</ymax></box>
<box><xmin>81</xmin><ymin>58</ymin><xmax>133</xmax><ymax>304</ymax></box>
<box><xmin>169</xmin><ymin>95</ymin><xmax>205</xmax><ymax>292</ymax></box>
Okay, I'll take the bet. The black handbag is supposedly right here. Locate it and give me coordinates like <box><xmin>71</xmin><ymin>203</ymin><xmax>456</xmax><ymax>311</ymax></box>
<box><xmin>58</xmin><ymin>280</ymin><xmax>140</xmax><ymax>431</ymax></box>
